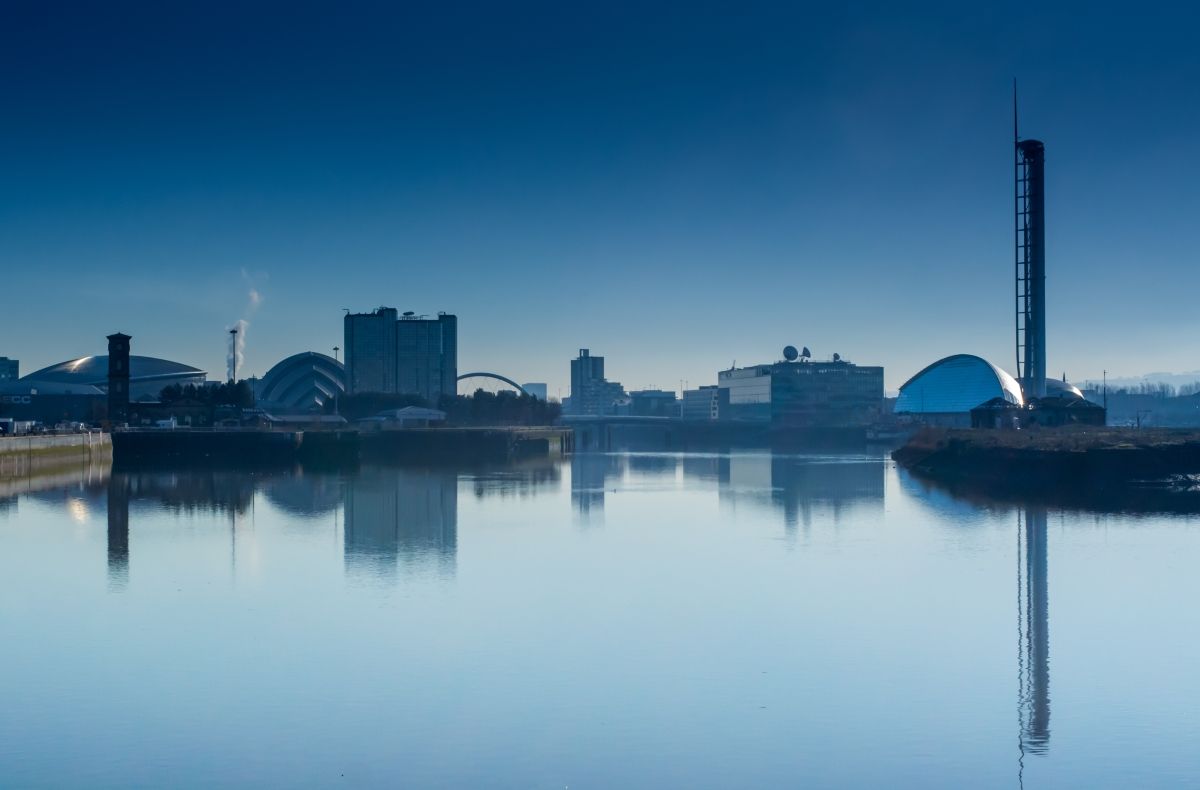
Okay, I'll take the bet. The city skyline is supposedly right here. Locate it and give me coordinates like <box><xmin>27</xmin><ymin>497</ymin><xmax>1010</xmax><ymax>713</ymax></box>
<box><xmin>4</xmin><ymin>3</ymin><xmax>1200</xmax><ymax>396</ymax></box>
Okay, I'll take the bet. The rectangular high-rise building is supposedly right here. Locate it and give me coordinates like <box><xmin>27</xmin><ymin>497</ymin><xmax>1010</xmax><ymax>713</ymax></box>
<box><xmin>344</xmin><ymin>307</ymin><xmax>398</xmax><ymax>395</ymax></box>
<box><xmin>396</xmin><ymin>313</ymin><xmax>457</xmax><ymax>404</ymax></box>
<box><xmin>568</xmin><ymin>349</ymin><xmax>625</xmax><ymax>416</ymax></box>
<box><xmin>344</xmin><ymin>308</ymin><xmax>457</xmax><ymax>403</ymax></box>
<box><xmin>0</xmin><ymin>357</ymin><xmax>18</xmax><ymax>381</ymax></box>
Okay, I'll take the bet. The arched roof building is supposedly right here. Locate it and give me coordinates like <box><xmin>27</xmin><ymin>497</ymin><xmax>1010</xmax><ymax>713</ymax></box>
<box><xmin>255</xmin><ymin>352</ymin><xmax>345</xmax><ymax>413</ymax></box>
<box><xmin>895</xmin><ymin>355</ymin><xmax>1024</xmax><ymax>425</ymax></box>
<box><xmin>18</xmin><ymin>355</ymin><xmax>206</xmax><ymax>400</ymax></box>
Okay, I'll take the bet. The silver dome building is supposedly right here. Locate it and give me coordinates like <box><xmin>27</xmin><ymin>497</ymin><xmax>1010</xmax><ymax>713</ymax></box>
<box><xmin>19</xmin><ymin>355</ymin><xmax>207</xmax><ymax>400</ymax></box>
<box><xmin>894</xmin><ymin>354</ymin><xmax>1025</xmax><ymax>426</ymax></box>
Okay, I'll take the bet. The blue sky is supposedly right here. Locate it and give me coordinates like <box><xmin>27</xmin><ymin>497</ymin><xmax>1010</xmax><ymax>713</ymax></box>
<box><xmin>2</xmin><ymin>2</ymin><xmax>1197</xmax><ymax>395</ymax></box>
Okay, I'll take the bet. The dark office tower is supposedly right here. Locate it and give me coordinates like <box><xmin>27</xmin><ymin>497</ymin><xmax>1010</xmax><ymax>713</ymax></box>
<box><xmin>396</xmin><ymin>312</ymin><xmax>457</xmax><ymax>403</ymax></box>
<box><xmin>344</xmin><ymin>307</ymin><xmax>398</xmax><ymax>395</ymax></box>
<box><xmin>0</xmin><ymin>356</ymin><xmax>18</xmax><ymax>381</ymax></box>
<box><xmin>568</xmin><ymin>348</ymin><xmax>626</xmax><ymax>416</ymax></box>
<box><xmin>107</xmin><ymin>333</ymin><xmax>131</xmax><ymax>424</ymax></box>
<box><xmin>571</xmin><ymin>348</ymin><xmax>605</xmax><ymax>394</ymax></box>
<box><xmin>437</xmin><ymin>313</ymin><xmax>457</xmax><ymax>401</ymax></box>
<box><xmin>1016</xmin><ymin>132</ymin><xmax>1047</xmax><ymax>399</ymax></box>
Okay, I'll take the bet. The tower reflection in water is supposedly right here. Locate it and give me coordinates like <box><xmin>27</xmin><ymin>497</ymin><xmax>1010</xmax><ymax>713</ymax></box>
<box><xmin>571</xmin><ymin>454</ymin><xmax>623</xmax><ymax>522</ymax></box>
<box><xmin>104</xmin><ymin>469</ymin><xmax>260</xmax><ymax>591</ymax></box>
<box><xmin>106</xmin><ymin>475</ymin><xmax>129</xmax><ymax>591</ymax></box>
<box><xmin>1018</xmin><ymin>507</ymin><xmax>1050</xmax><ymax>756</ymax></box>
<box><xmin>343</xmin><ymin>467</ymin><xmax>458</xmax><ymax>582</ymax></box>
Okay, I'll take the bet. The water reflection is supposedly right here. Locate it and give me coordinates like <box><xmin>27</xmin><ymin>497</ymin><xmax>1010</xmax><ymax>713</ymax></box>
<box><xmin>117</xmin><ymin>469</ymin><xmax>258</xmax><ymax>515</ymax></box>
<box><xmin>625</xmin><ymin>454</ymin><xmax>679</xmax><ymax>478</ymax></box>
<box><xmin>571</xmin><ymin>454</ymin><xmax>623</xmax><ymax>522</ymax></box>
<box><xmin>570</xmin><ymin>451</ymin><xmax>886</xmax><ymax>532</ymax></box>
<box><xmin>344</xmin><ymin>467</ymin><xmax>457</xmax><ymax>582</ymax></box>
<box><xmin>87</xmin><ymin>462</ymin><xmax>577</xmax><ymax>590</ymax></box>
<box><xmin>716</xmin><ymin>453</ymin><xmax>885</xmax><ymax>530</ymax></box>
<box><xmin>467</xmin><ymin>458</ymin><xmax>561</xmax><ymax>501</ymax></box>
<box><xmin>106</xmin><ymin>476</ymin><xmax>129</xmax><ymax>591</ymax></box>
<box><xmin>263</xmin><ymin>472</ymin><xmax>342</xmax><ymax>518</ymax></box>
<box><xmin>1019</xmin><ymin>508</ymin><xmax>1051</xmax><ymax>758</ymax></box>
<box><xmin>7</xmin><ymin>451</ymin><xmax>1200</xmax><ymax>786</ymax></box>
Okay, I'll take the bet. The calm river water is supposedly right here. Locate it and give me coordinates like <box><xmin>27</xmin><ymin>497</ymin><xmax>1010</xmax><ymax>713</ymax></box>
<box><xmin>2</xmin><ymin>451</ymin><xmax>1199</xmax><ymax>788</ymax></box>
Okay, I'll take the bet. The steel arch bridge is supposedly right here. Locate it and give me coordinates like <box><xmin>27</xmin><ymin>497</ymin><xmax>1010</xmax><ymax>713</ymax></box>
<box><xmin>456</xmin><ymin>372</ymin><xmax>528</xmax><ymax>395</ymax></box>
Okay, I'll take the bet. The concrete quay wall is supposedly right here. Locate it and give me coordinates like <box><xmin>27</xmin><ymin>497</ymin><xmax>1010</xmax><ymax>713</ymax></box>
<box><xmin>0</xmin><ymin>433</ymin><xmax>113</xmax><ymax>479</ymax></box>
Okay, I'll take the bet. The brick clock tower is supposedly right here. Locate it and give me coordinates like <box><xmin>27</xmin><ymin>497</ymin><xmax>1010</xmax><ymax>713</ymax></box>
<box><xmin>107</xmin><ymin>333</ymin><xmax>131</xmax><ymax>425</ymax></box>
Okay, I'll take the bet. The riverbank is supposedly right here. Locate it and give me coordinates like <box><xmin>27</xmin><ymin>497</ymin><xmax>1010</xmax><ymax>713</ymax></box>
<box><xmin>893</xmin><ymin>427</ymin><xmax>1200</xmax><ymax>494</ymax></box>
<box><xmin>111</xmin><ymin>426</ymin><xmax>572</xmax><ymax>467</ymax></box>
<box><xmin>0</xmin><ymin>433</ymin><xmax>112</xmax><ymax>479</ymax></box>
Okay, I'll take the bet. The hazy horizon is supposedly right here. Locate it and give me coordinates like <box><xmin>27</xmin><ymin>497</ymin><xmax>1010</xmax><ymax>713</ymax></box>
<box><xmin>4</xmin><ymin>3</ymin><xmax>1198</xmax><ymax>396</ymax></box>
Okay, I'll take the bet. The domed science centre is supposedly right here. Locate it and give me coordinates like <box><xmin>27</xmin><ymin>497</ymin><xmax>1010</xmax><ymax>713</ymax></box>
<box><xmin>893</xmin><ymin>354</ymin><xmax>1102</xmax><ymax>428</ymax></box>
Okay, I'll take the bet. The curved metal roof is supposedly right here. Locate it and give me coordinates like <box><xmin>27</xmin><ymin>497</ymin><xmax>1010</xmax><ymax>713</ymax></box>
<box><xmin>256</xmin><ymin>352</ymin><xmax>345</xmax><ymax>412</ymax></box>
<box><xmin>21</xmin><ymin>355</ymin><xmax>205</xmax><ymax>385</ymax></box>
<box><xmin>1044</xmin><ymin>378</ymin><xmax>1084</xmax><ymax>400</ymax></box>
<box><xmin>895</xmin><ymin>354</ymin><xmax>1024</xmax><ymax>414</ymax></box>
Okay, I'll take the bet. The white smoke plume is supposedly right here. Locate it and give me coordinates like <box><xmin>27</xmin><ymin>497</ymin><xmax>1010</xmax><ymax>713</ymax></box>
<box><xmin>227</xmin><ymin>319</ymin><xmax>249</xmax><ymax>382</ymax></box>
<box><xmin>227</xmin><ymin>271</ymin><xmax>265</xmax><ymax>381</ymax></box>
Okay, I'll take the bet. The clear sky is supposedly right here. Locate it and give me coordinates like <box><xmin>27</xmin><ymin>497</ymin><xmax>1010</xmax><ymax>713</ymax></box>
<box><xmin>2</xmin><ymin>1</ymin><xmax>1197</xmax><ymax>395</ymax></box>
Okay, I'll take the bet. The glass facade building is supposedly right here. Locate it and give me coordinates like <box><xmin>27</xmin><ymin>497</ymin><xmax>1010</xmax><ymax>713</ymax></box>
<box><xmin>718</xmin><ymin>359</ymin><xmax>885</xmax><ymax>427</ymax></box>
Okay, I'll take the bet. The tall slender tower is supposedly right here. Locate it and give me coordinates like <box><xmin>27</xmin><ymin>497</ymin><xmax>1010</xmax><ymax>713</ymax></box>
<box><xmin>1015</xmin><ymin>94</ymin><xmax>1047</xmax><ymax>399</ymax></box>
<box><xmin>107</xmin><ymin>333</ymin><xmax>131</xmax><ymax>425</ymax></box>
